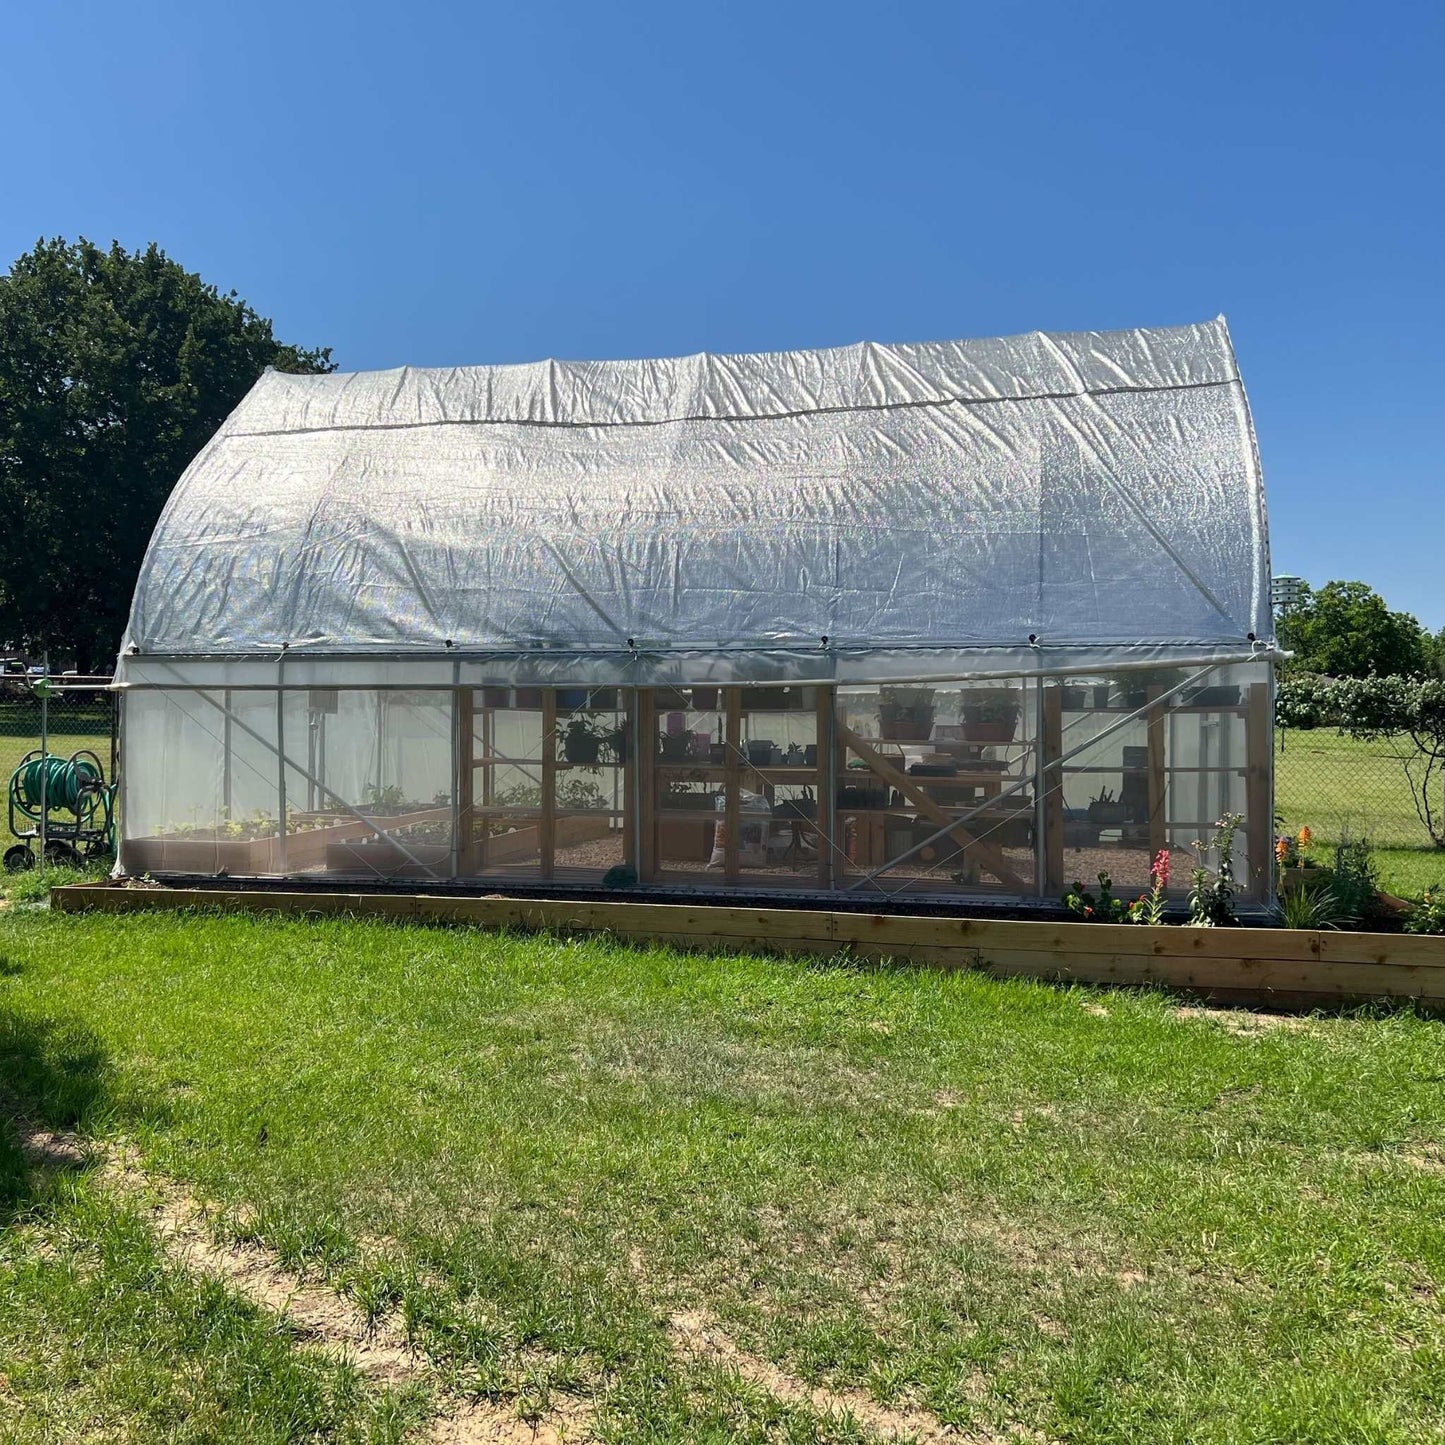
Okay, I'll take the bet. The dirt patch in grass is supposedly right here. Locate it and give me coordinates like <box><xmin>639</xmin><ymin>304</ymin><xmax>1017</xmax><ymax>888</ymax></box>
<box><xmin>668</xmin><ymin>1307</ymin><xmax>983</xmax><ymax>1443</ymax></box>
<box><xmin>11</xmin><ymin>1115</ymin><xmax>595</xmax><ymax>1443</ymax></box>
<box><xmin>1173</xmin><ymin>1005</ymin><xmax>1319</xmax><ymax>1035</ymax></box>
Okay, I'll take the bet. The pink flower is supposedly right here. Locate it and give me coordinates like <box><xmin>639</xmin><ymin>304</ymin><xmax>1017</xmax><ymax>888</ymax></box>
<box><xmin>1151</xmin><ymin>849</ymin><xmax>1171</xmax><ymax>887</ymax></box>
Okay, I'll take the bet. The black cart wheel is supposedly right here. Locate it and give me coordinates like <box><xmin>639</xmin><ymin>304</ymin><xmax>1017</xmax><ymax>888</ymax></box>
<box><xmin>3</xmin><ymin>844</ymin><xmax>35</xmax><ymax>872</ymax></box>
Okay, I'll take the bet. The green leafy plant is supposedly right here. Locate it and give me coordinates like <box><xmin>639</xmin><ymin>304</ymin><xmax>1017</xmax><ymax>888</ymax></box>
<box><xmin>1064</xmin><ymin>872</ymin><xmax>1130</xmax><ymax>923</ymax></box>
<box><xmin>961</xmin><ymin>690</ymin><xmax>1020</xmax><ymax>725</ymax></box>
<box><xmin>557</xmin><ymin>778</ymin><xmax>609</xmax><ymax>810</ymax></box>
<box><xmin>1279</xmin><ymin>881</ymin><xmax>1351</xmax><ymax>930</ymax></box>
<box><xmin>560</xmin><ymin>714</ymin><xmax>607</xmax><ymax>766</ymax></box>
<box><xmin>362</xmin><ymin>783</ymin><xmax>407</xmax><ymax>813</ymax></box>
<box><xmin>1404</xmin><ymin>886</ymin><xmax>1445</xmax><ymax>935</ymax></box>
<box><xmin>1188</xmin><ymin>813</ymin><xmax>1243</xmax><ymax>927</ymax></box>
<box><xmin>879</xmin><ymin>686</ymin><xmax>936</xmax><ymax>738</ymax></box>
<box><xmin>1328</xmin><ymin>832</ymin><xmax>1380</xmax><ymax>924</ymax></box>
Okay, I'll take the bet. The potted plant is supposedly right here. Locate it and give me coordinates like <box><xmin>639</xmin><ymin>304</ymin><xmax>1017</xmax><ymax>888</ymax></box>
<box><xmin>1085</xmin><ymin>788</ymin><xmax>1131</xmax><ymax>825</ymax></box>
<box><xmin>1183</xmin><ymin>684</ymin><xmax>1241</xmax><ymax>708</ymax></box>
<box><xmin>560</xmin><ymin>714</ymin><xmax>605</xmax><ymax>765</ymax></box>
<box><xmin>658</xmin><ymin>730</ymin><xmax>692</xmax><ymax>761</ymax></box>
<box><xmin>960</xmin><ymin>688</ymin><xmax>1020</xmax><ymax>743</ymax></box>
<box><xmin>879</xmin><ymin>686</ymin><xmax>936</xmax><ymax>741</ymax></box>
<box><xmin>1112</xmin><ymin>669</ymin><xmax>1184</xmax><ymax>710</ymax></box>
<box><xmin>604</xmin><ymin>723</ymin><xmax>629</xmax><ymax>765</ymax></box>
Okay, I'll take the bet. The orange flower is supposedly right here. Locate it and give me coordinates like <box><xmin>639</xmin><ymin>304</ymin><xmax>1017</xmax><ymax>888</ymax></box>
<box><xmin>1275</xmin><ymin>837</ymin><xmax>1290</xmax><ymax>863</ymax></box>
<box><xmin>1297</xmin><ymin>826</ymin><xmax>1313</xmax><ymax>848</ymax></box>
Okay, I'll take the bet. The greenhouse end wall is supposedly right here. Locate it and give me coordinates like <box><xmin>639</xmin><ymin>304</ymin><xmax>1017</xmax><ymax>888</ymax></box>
<box><xmin>118</xmin><ymin>663</ymin><xmax>1275</xmax><ymax>908</ymax></box>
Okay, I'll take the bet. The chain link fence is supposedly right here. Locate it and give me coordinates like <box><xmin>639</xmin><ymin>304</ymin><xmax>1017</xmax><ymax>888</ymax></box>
<box><xmin>1275</xmin><ymin>725</ymin><xmax>1437</xmax><ymax>848</ymax></box>
<box><xmin>0</xmin><ymin>676</ymin><xmax>118</xmax><ymax>867</ymax></box>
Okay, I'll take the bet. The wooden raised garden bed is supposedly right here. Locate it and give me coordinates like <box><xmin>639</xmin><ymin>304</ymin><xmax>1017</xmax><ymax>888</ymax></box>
<box><xmin>50</xmin><ymin>885</ymin><xmax>1445</xmax><ymax>1010</ymax></box>
<box><xmin>124</xmin><ymin>808</ymin><xmax>451</xmax><ymax>876</ymax></box>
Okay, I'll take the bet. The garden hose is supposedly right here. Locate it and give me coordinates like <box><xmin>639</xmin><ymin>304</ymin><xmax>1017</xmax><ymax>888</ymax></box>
<box><xmin>12</xmin><ymin>754</ymin><xmax>105</xmax><ymax>820</ymax></box>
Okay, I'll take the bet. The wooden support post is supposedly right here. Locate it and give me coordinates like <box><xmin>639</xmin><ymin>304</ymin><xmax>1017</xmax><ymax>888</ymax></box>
<box><xmin>457</xmin><ymin>687</ymin><xmax>476</xmax><ymax>875</ymax></box>
<box><xmin>477</xmin><ymin>702</ymin><xmax>492</xmax><ymax>873</ymax></box>
<box><xmin>836</xmin><ymin>721</ymin><xmax>1029</xmax><ymax>892</ymax></box>
<box><xmin>621</xmin><ymin>690</ymin><xmax>635</xmax><ymax>874</ymax></box>
<box><xmin>1245</xmin><ymin>681</ymin><xmax>1271</xmax><ymax>900</ymax></box>
<box><xmin>724</xmin><ymin>686</ymin><xmax>742</xmax><ymax>883</ymax></box>
<box><xmin>636</xmin><ymin>688</ymin><xmax>657</xmax><ymax>882</ymax></box>
<box><xmin>1147</xmin><ymin>687</ymin><xmax>1167</xmax><ymax>867</ymax></box>
<box><xmin>1041</xmin><ymin>685</ymin><xmax>1064</xmax><ymax>896</ymax></box>
<box><xmin>816</xmin><ymin>684</ymin><xmax>835</xmax><ymax>890</ymax></box>
<box><xmin>540</xmin><ymin>689</ymin><xmax>557</xmax><ymax>880</ymax></box>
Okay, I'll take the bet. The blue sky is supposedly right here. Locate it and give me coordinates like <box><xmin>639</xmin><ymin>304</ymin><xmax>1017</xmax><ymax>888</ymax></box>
<box><xmin>5</xmin><ymin>1</ymin><xmax>1441</xmax><ymax>626</ymax></box>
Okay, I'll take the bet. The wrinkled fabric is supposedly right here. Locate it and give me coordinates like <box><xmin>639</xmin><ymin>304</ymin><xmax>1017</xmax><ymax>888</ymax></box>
<box><xmin>118</xmin><ymin>317</ymin><xmax>1272</xmax><ymax>685</ymax></box>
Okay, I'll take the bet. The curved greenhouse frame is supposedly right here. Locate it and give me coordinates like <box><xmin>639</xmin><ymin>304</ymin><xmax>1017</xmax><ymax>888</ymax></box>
<box><xmin>115</xmin><ymin>318</ymin><xmax>1279</xmax><ymax>905</ymax></box>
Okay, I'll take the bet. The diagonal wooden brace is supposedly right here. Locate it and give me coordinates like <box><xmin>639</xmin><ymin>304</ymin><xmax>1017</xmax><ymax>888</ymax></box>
<box><xmin>836</xmin><ymin>722</ymin><xmax>1029</xmax><ymax>892</ymax></box>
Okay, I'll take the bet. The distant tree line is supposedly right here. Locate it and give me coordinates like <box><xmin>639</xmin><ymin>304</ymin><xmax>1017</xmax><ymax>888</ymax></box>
<box><xmin>1277</xmin><ymin>579</ymin><xmax>1445</xmax><ymax>681</ymax></box>
<box><xmin>0</xmin><ymin>237</ymin><xmax>333</xmax><ymax>671</ymax></box>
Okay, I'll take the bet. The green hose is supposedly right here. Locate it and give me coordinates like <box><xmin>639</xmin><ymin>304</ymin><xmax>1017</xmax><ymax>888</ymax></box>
<box><xmin>14</xmin><ymin>755</ymin><xmax>103</xmax><ymax>818</ymax></box>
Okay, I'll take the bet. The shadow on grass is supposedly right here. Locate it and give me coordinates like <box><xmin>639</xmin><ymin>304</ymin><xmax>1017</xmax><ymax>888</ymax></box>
<box><xmin>0</xmin><ymin>1005</ymin><xmax>113</xmax><ymax>1221</ymax></box>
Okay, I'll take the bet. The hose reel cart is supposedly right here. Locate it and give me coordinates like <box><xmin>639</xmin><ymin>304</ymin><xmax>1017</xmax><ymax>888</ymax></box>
<box><xmin>4</xmin><ymin>749</ymin><xmax>117</xmax><ymax>870</ymax></box>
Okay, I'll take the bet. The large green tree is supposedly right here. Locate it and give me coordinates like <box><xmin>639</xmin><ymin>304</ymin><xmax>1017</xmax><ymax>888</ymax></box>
<box><xmin>1278</xmin><ymin>580</ymin><xmax>1430</xmax><ymax>679</ymax></box>
<box><xmin>0</xmin><ymin>238</ymin><xmax>332</xmax><ymax>669</ymax></box>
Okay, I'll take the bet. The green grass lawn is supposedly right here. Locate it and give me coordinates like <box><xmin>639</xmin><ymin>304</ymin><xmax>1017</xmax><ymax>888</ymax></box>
<box><xmin>1</xmin><ymin>907</ymin><xmax>1442</xmax><ymax>1442</ymax></box>
<box><xmin>1276</xmin><ymin>729</ymin><xmax>1445</xmax><ymax>895</ymax></box>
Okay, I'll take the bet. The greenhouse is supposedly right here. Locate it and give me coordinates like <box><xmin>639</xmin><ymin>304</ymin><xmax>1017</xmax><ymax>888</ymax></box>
<box><xmin>114</xmin><ymin>317</ymin><xmax>1278</xmax><ymax>905</ymax></box>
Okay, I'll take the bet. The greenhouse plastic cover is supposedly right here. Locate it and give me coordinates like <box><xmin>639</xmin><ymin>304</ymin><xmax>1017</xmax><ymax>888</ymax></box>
<box><xmin>118</xmin><ymin>316</ymin><xmax>1273</xmax><ymax>687</ymax></box>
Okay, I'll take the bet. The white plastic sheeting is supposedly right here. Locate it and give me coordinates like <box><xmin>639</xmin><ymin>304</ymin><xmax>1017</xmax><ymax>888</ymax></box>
<box><xmin>117</xmin><ymin>317</ymin><xmax>1272</xmax><ymax>686</ymax></box>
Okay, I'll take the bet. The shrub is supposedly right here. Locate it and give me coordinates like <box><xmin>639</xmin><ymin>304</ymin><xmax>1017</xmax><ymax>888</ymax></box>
<box><xmin>1404</xmin><ymin>886</ymin><xmax>1445</xmax><ymax>935</ymax></box>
